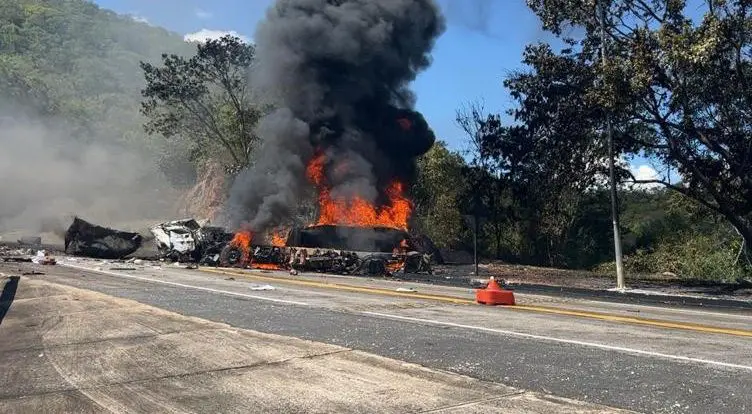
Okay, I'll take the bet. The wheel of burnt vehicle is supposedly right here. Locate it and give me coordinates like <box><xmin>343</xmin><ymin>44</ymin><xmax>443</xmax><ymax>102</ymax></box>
<box><xmin>219</xmin><ymin>245</ymin><xmax>244</xmax><ymax>267</ymax></box>
<box><xmin>358</xmin><ymin>256</ymin><xmax>387</xmax><ymax>276</ymax></box>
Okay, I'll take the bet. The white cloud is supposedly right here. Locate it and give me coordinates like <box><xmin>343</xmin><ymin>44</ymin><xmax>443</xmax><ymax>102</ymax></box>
<box><xmin>195</xmin><ymin>8</ymin><xmax>212</xmax><ymax>19</ymax></box>
<box><xmin>633</xmin><ymin>165</ymin><xmax>659</xmax><ymax>181</ymax></box>
<box><xmin>184</xmin><ymin>29</ymin><xmax>251</xmax><ymax>43</ymax></box>
<box><xmin>629</xmin><ymin>164</ymin><xmax>662</xmax><ymax>189</ymax></box>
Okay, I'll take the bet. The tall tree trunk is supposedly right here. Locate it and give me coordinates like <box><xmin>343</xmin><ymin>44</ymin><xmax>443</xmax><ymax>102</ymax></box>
<box><xmin>494</xmin><ymin>222</ymin><xmax>504</xmax><ymax>260</ymax></box>
<box><xmin>732</xmin><ymin>218</ymin><xmax>752</xmax><ymax>267</ymax></box>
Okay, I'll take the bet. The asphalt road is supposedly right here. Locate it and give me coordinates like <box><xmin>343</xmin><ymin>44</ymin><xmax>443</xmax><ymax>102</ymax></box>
<box><xmin>4</xmin><ymin>277</ymin><xmax>633</xmax><ymax>413</ymax></box>
<box><xmin>7</xmin><ymin>262</ymin><xmax>752</xmax><ymax>414</ymax></box>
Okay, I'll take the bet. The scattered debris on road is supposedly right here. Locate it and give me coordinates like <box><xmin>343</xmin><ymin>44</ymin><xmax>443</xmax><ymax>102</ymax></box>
<box><xmin>0</xmin><ymin>246</ymin><xmax>34</xmax><ymax>262</ymax></box>
<box><xmin>4</xmin><ymin>217</ymin><xmax>436</xmax><ymax>279</ymax></box>
<box><xmin>31</xmin><ymin>250</ymin><xmax>56</xmax><ymax>265</ymax></box>
<box><xmin>250</xmin><ymin>284</ymin><xmax>276</xmax><ymax>291</ymax></box>
<box><xmin>1</xmin><ymin>246</ymin><xmax>56</xmax><ymax>265</ymax></box>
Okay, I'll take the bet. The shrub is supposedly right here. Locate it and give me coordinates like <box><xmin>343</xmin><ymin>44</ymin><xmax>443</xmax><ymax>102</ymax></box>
<box><xmin>596</xmin><ymin>233</ymin><xmax>750</xmax><ymax>283</ymax></box>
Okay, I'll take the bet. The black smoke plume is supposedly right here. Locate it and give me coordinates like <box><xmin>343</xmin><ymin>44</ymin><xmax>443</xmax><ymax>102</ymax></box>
<box><xmin>223</xmin><ymin>0</ymin><xmax>445</xmax><ymax>234</ymax></box>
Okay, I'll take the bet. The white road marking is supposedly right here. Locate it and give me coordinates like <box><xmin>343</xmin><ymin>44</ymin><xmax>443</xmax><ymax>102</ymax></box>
<box><xmin>362</xmin><ymin>311</ymin><xmax>752</xmax><ymax>372</ymax></box>
<box><xmin>59</xmin><ymin>263</ymin><xmax>310</xmax><ymax>306</ymax></box>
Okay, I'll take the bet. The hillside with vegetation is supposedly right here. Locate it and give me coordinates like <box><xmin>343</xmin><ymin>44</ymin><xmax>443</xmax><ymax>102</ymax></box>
<box><xmin>0</xmin><ymin>0</ymin><xmax>201</xmax><ymax>236</ymax></box>
<box><xmin>0</xmin><ymin>0</ymin><xmax>196</xmax><ymax>163</ymax></box>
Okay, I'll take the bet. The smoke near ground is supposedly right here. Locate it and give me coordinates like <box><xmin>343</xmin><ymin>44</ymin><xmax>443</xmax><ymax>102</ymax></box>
<box><xmin>0</xmin><ymin>114</ymin><xmax>178</xmax><ymax>241</ymax></box>
<box><xmin>223</xmin><ymin>0</ymin><xmax>446</xmax><ymax>233</ymax></box>
<box><xmin>226</xmin><ymin>108</ymin><xmax>313</xmax><ymax>231</ymax></box>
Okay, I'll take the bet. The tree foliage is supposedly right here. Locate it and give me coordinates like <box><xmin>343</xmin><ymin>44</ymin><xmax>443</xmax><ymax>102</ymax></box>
<box><xmin>454</xmin><ymin>58</ymin><xmax>614</xmax><ymax>266</ymax></box>
<box><xmin>140</xmin><ymin>35</ymin><xmax>264</xmax><ymax>168</ymax></box>
<box><xmin>412</xmin><ymin>141</ymin><xmax>468</xmax><ymax>249</ymax></box>
<box><xmin>446</xmin><ymin>0</ymin><xmax>752</xmax><ymax>276</ymax></box>
<box><xmin>524</xmin><ymin>0</ymin><xmax>752</xmax><ymax>256</ymax></box>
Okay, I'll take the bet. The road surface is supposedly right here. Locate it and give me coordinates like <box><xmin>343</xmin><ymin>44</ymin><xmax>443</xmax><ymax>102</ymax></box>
<box><xmin>2</xmin><ymin>259</ymin><xmax>751</xmax><ymax>413</ymax></box>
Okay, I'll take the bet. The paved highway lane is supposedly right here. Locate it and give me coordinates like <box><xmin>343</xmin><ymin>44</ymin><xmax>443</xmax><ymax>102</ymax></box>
<box><xmin>8</xmin><ymin>261</ymin><xmax>752</xmax><ymax>414</ymax></box>
<box><xmin>3</xmin><ymin>277</ymin><xmax>634</xmax><ymax>413</ymax></box>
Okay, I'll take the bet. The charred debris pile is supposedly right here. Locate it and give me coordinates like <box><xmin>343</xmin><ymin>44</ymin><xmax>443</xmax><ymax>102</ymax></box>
<box><xmin>1</xmin><ymin>217</ymin><xmax>437</xmax><ymax>276</ymax></box>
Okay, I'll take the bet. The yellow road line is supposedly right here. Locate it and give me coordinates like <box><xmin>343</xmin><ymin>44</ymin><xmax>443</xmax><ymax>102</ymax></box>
<box><xmin>202</xmin><ymin>268</ymin><xmax>473</xmax><ymax>304</ymax></box>
<box><xmin>201</xmin><ymin>268</ymin><xmax>752</xmax><ymax>338</ymax></box>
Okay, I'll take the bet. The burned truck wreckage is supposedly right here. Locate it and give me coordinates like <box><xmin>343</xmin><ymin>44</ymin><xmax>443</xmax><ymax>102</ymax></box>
<box><xmin>56</xmin><ymin>217</ymin><xmax>435</xmax><ymax>276</ymax></box>
<box><xmin>150</xmin><ymin>219</ymin><xmax>233</xmax><ymax>264</ymax></box>
<box><xmin>150</xmin><ymin>220</ymin><xmax>435</xmax><ymax>276</ymax></box>
<box><xmin>65</xmin><ymin>217</ymin><xmax>143</xmax><ymax>260</ymax></box>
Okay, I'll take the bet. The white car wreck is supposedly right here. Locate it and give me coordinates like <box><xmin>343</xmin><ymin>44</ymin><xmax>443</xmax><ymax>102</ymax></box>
<box><xmin>150</xmin><ymin>219</ymin><xmax>232</xmax><ymax>263</ymax></box>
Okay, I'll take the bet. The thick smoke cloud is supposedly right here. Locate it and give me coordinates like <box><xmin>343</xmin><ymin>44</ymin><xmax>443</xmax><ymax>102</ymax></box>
<box><xmin>223</xmin><ymin>0</ymin><xmax>446</xmax><ymax>233</ymax></box>
<box><xmin>226</xmin><ymin>108</ymin><xmax>312</xmax><ymax>231</ymax></box>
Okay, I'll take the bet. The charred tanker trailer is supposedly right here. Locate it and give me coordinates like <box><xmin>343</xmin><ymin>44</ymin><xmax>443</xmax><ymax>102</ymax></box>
<box><xmin>216</xmin><ymin>225</ymin><xmax>433</xmax><ymax>275</ymax></box>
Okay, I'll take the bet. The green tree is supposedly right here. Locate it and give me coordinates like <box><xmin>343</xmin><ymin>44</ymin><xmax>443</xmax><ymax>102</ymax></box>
<box><xmin>525</xmin><ymin>0</ymin><xmax>752</xmax><ymax>259</ymax></box>
<box><xmin>140</xmin><ymin>35</ymin><xmax>263</xmax><ymax>168</ymax></box>
<box><xmin>456</xmin><ymin>78</ymin><xmax>611</xmax><ymax>265</ymax></box>
<box><xmin>413</xmin><ymin>141</ymin><xmax>468</xmax><ymax>249</ymax></box>
<box><xmin>455</xmin><ymin>104</ymin><xmax>515</xmax><ymax>260</ymax></box>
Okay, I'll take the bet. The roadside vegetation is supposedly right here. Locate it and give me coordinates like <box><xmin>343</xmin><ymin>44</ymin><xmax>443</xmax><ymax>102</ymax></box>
<box><xmin>1</xmin><ymin>0</ymin><xmax>749</xmax><ymax>282</ymax></box>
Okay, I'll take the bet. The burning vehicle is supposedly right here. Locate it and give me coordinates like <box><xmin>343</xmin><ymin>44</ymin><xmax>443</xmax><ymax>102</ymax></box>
<box><xmin>215</xmin><ymin>225</ymin><xmax>434</xmax><ymax>275</ymax></box>
<box><xmin>152</xmin><ymin>0</ymin><xmax>445</xmax><ymax>277</ymax></box>
<box><xmin>150</xmin><ymin>219</ymin><xmax>434</xmax><ymax>276</ymax></box>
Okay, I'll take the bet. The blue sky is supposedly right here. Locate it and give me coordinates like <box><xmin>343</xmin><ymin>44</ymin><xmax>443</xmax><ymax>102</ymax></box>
<box><xmin>94</xmin><ymin>1</ymin><xmax>550</xmax><ymax>147</ymax></box>
<box><xmin>93</xmin><ymin>0</ymin><xmax>660</xmax><ymax>182</ymax></box>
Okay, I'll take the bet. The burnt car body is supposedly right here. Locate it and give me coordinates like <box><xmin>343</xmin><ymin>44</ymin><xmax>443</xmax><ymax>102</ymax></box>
<box><xmin>150</xmin><ymin>219</ymin><xmax>233</xmax><ymax>263</ymax></box>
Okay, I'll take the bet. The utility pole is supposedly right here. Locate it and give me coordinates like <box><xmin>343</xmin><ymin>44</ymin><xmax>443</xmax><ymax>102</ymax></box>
<box><xmin>599</xmin><ymin>0</ymin><xmax>626</xmax><ymax>289</ymax></box>
<box><xmin>473</xmin><ymin>214</ymin><xmax>479</xmax><ymax>276</ymax></box>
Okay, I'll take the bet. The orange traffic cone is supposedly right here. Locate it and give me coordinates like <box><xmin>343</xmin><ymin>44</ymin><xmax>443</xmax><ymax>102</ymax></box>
<box><xmin>475</xmin><ymin>277</ymin><xmax>515</xmax><ymax>306</ymax></box>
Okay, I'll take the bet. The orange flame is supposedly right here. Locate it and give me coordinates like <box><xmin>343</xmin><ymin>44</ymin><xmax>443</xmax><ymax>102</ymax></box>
<box><xmin>306</xmin><ymin>151</ymin><xmax>412</xmax><ymax>230</ymax></box>
<box><xmin>230</xmin><ymin>230</ymin><xmax>253</xmax><ymax>265</ymax></box>
<box><xmin>270</xmin><ymin>229</ymin><xmax>287</xmax><ymax>247</ymax></box>
<box><xmin>386</xmin><ymin>260</ymin><xmax>404</xmax><ymax>273</ymax></box>
<box><xmin>252</xmin><ymin>263</ymin><xmax>282</xmax><ymax>271</ymax></box>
